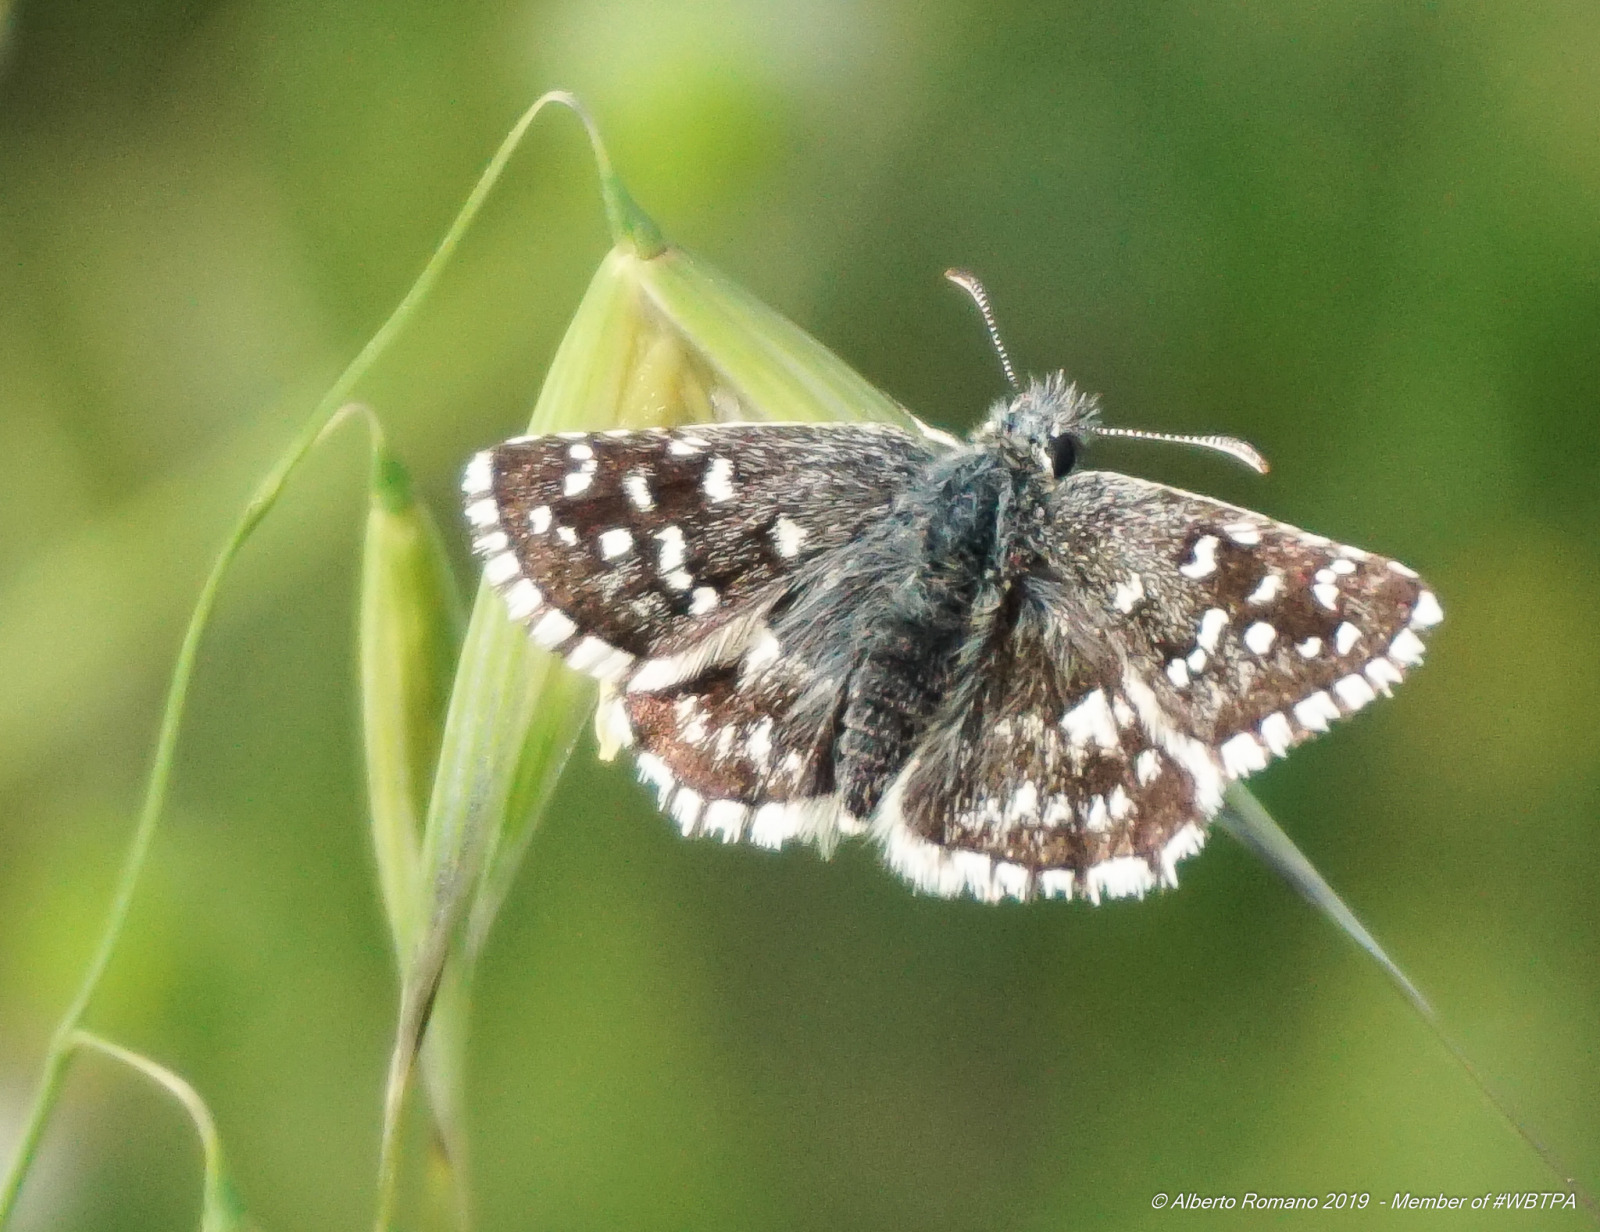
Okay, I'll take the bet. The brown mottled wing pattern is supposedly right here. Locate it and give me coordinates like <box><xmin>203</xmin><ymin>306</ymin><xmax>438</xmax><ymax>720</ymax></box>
<box><xmin>875</xmin><ymin>470</ymin><xmax>1441</xmax><ymax>903</ymax></box>
<box><xmin>465</xmin><ymin>421</ymin><xmax>941</xmax><ymax>853</ymax></box>
<box><xmin>465</xmin><ymin>423</ymin><xmax>936</xmax><ymax>673</ymax></box>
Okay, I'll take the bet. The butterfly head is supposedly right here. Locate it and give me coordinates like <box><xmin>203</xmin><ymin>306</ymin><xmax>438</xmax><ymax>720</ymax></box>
<box><xmin>983</xmin><ymin>372</ymin><xmax>1102</xmax><ymax>482</ymax></box>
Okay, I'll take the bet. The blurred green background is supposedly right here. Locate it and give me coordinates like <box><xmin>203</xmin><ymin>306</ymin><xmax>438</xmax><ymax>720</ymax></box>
<box><xmin>1</xmin><ymin>0</ymin><xmax>1597</xmax><ymax>1228</ymax></box>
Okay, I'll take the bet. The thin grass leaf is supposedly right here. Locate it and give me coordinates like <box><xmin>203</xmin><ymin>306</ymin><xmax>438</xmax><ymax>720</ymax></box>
<box><xmin>1220</xmin><ymin>785</ymin><xmax>1431</xmax><ymax>1015</ymax></box>
<box><xmin>361</xmin><ymin>445</ymin><xmax>467</xmax><ymax>964</ymax></box>
<box><xmin>70</xmin><ymin>1033</ymin><xmax>256</xmax><ymax>1232</ymax></box>
<box><xmin>358</xmin><ymin>439</ymin><xmax>474</xmax><ymax>1225</ymax></box>
<box><xmin>1220</xmin><ymin>785</ymin><xmax>1597</xmax><ymax>1215</ymax></box>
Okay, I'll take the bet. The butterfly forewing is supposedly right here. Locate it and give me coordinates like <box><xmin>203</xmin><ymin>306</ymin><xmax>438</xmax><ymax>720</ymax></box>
<box><xmin>464</xmin><ymin>423</ymin><xmax>941</xmax><ymax>681</ymax></box>
<box><xmin>1044</xmin><ymin>471</ymin><xmax>1440</xmax><ymax>779</ymax></box>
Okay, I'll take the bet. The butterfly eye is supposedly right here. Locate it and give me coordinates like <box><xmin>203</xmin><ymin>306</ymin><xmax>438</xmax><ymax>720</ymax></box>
<box><xmin>1049</xmin><ymin>434</ymin><xmax>1078</xmax><ymax>479</ymax></box>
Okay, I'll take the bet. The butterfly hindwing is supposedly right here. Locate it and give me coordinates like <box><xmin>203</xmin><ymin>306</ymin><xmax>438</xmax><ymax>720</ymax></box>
<box><xmin>607</xmin><ymin>528</ymin><xmax>924</xmax><ymax>855</ymax></box>
<box><xmin>873</xmin><ymin>595</ymin><xmax>1211</xmax><ymax>903</ymax></box>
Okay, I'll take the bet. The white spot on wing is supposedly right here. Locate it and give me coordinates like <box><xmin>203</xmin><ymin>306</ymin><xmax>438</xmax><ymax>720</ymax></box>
<box><xmin>1388</xmin><ymin>628</ymin><xmax>1426</xmax><ymax>665</ymax></box>
<box><xmin>1179</xmin><ymin>534</ymin><xmax>1219</xmax><ymax>579</ymax></box>
<box><xmin>670</xmin><ymin>788</ymin><xmax>704</xmax><ymax>835</ymax></box>
<box><xmin>1085</xmin><ymin>857</ymin><xmax>1155</xmax><ymax>904</ymax></box>
<box><xmin>993</xmin><ymin>863</ymin><xmax>1030</xmax><ymax>901</ymax></box>
<box><xmin>566</xmin><ymin>636</ymin><xmax>633</xmax><ymax>682</ymax></box>
<box><xmin>1247</xmin><ymin>573</ymin><xmax>1282</xmax><ymax>604</ymax></box>
<box><xmin>567</xmin><ymin>442</ymin><xmax>593</xmax><ymax>461</ymax></box>
<box><xmin>1006</xmin><ymin>781</ymin><xmax>1038</xmax><ymax>822</ymax></box>
<box><xmin>557</xmin><ymin>526</ymin><xmax>578</xmax><ymax>546</ymax></box>
<box><xmin>1197</xmin><ymin>608</ymin><xmax>1229</xmax><ymax>653</ymax></box>
<box><xmin>655</xmin><ymin>525</ymin><xmax>687</xmax><ymax>573</ymax></box>
<box><xmin>703</xmin><ymin>456</ymin><xmax>736</xmax><ymax>503</ymax></box>
<box><xmin>772</xmin><ymin>516</ymin><xmax>806</xmax><ymax>558</ymax></box>
<box><xmin>1364</xmin><ymin>656</ymin><xmax>1404</xmax><ymax>694</ymax></box>
<box><xmin>462</xmin><ymin>452</ymin><xmax>492</xmax><ymax>496</ymax></box>
<box><xmin>563</xmin><ymin>465</ymin><xmax>595</xmax><ymax>496</ymax></box>
<box><xmin>598</xmin><ymin>528</ymin><xmax>634</xmax><ymax>559</ymax></box>
<box><xmin>1243</xmin><ymin>621</ymin><xmax>1277</xmax><ymax>655</ymax></box>
<box><xmin>623</xmin><ymin>472</ymin><xmax>654</xmax><ymax>511</ymax></box>
<box><xmin>505</xmin><ymin>578</ymin><xmax>543</xmax><ymax>619</ymax></box>
<box><xmin>1313</xmin><ymin>582</ymin><xmax>1340</xmax><ymax>610</ymax></box>
<box><xmin>1220</xmin><ymin>731</ymin><xmax>1269</xmax><ymax>778</ymax></box>
<box><xmin>1334</xmin><ymin>672</ymin><xmax>1377</xmax><ymax>712</ymax></box>
<box><xmin>530</xmin><ymin>608</ymin><xmax>576</xmax><ymax>648</ymax></box>
<box><xmin>1259</xmin><ymin>711</ymin><xmax>1294</xmax><ymax>756</ymax></box>
<box><xmin>465</xmin><ymin>498</ymin><xmax>498</xmax><ymax>527</ymax></box>
<box><xmin>702</xmin><ymin>800</ymin><xmax>748</xmax><ymax>842</ymax></box>
<box><xmin>1294</xmin><ymin>691</ymin><xmax>1340</xmax><ymax>732</ymax></box>
<box><xmin>748</xmin><ymin>797</ymin><xmax>843</xmax><ymax>851</ymax></box>
<box><xmin>1112</xmin><ymin>573</ymin><xmax>1145</xmax><ymax>613</ymax></box>
<box><xmin>635</xmin><ymin>752</ymin><xmax>675</xmax><ymax>805</ymax></box>
<box><xmin>1061</xmin><ymin>689</ymin><xmax>1120</xmax><ymax>751</ymax></box>
<box><xmin>529</xmin><ymin>505</ymin><xmax>552</xmax><ymax>534</ymax></box>
<box><xmin>1334</xmin><ymin>621</ymin><xmax>1361</xmax><ymax>655</ymax></box>
<box><xmin>689</xmin><ymin>586</ymin><xmax>719</xmax><ymax>615</ymax></box>
<box><xmin>1166</xmin><ymin>659</ymin><xmax>1190</xmax><ymax>688</ymax></box>
<box><xmin>742</xmin><ymin>627</ymin><xmax>782</xmax><ymax>672</ymax></box>
<box><xmin>747</xmin><ymin>718</ymin><xmax>773</xmax><ymax>768</ymax></box>
<box><xmin>1223</xmin><ymin>521</ymin><xmax>1261</xmax><ymax>545</ymax></box>
<box><xmin>484</xmin><ymin>554</ymin><xmax>518</xmax><ymax>586</ymax></box>
<box><xmin>1159</xmin><ymin>823</ymin><xmax>1206</xmax><ymax>888</ymax></box>
<box><xmin>1296</xmin><ymin>636</ymin><xmax>1322</xmax><ymax>658</ymax></box>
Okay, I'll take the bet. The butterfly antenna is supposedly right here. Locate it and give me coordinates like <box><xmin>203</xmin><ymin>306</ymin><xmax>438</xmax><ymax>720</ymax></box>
<box><xmin>945</xmin><ymin>269</ymin><xmax>1020</xmax><ymax>392</ymax></box>
<box><xmin>1095</xmin><ymin>426</ymin><xmax>1270</xmax><ymax>475</ymax></box>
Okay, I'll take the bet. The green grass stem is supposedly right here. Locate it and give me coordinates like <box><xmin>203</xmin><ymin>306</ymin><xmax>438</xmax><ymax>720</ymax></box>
<box><xmin>0</xmin><ymin>87</ymin><xmax>608</xmax><ymax>1232</ymax></box>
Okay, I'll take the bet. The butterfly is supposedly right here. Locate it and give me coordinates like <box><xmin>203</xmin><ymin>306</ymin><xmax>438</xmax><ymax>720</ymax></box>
<box><xmin>461</xmin><ymin>274</ymin><xmax>1440</xmax><ymax>904</ymax></box>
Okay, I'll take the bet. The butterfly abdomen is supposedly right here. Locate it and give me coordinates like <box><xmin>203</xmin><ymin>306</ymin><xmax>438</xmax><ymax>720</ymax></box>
<box><xmin>834</xmin><ymin>453</ymin><xmax>1013</xmax><ymax>819</ymax></box>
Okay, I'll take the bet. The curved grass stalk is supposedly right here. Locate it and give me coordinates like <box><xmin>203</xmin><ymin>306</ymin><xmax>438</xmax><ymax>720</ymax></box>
<box><xmin>69</xmin><ymin>1032</ymin><xmax>252</xmax><ymax>1232</ymax></box>
<box><xmin>0</xmin><ymin>87</ymin><xmax>607</xmax><ymax>1232</ymax></box>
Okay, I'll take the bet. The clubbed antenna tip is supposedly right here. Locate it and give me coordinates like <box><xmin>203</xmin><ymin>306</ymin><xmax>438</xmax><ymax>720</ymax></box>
<box><xmin>1097</xmin><ymin>426</ymin><xmax>1271</xmax><ymax>475</ymax></box>
<box><xmin>945</xmin><ymin>269</ymin><xmax>1020</xmax><ymax>393</ymax></box>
